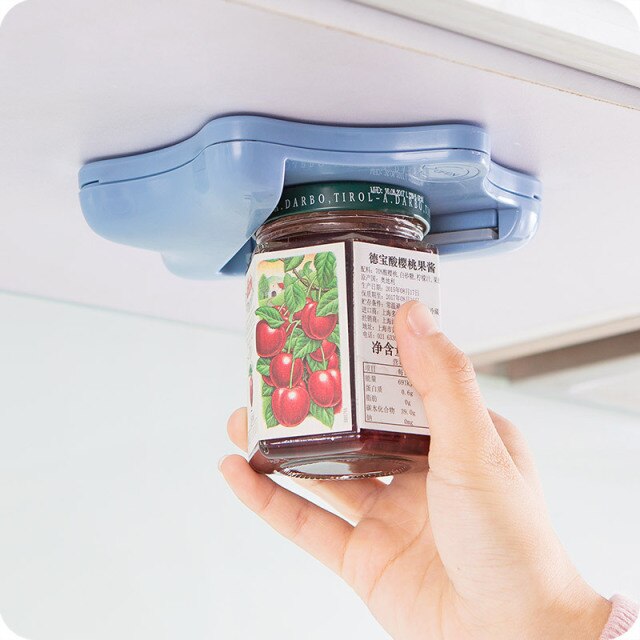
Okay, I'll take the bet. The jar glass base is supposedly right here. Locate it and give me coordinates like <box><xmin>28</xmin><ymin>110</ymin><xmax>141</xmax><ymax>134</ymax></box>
<box><xmin>279</xmin><ymin>454</ymin><xmax>412</xmax><ymax>480</ymax></box>
<box><xmin>249</xmin><ymin>431</ymin><xmax>430</xmax><ymax>480</ymax></box>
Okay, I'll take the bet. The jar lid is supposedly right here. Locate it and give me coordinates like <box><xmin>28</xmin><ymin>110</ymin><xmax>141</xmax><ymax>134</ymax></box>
<box><xmin>269</xmin><ymin>181</ymin><xmax>431</xmax><ymax>230</ymax></box>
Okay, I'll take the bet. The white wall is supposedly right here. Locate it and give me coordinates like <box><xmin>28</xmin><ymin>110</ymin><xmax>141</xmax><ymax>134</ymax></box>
<box><xmin>0</xmin><ymin>292</ymin><xmax>638</xmax><ymax>640</ymax></box>
<box><xmin>480</xmin><ymin>378</ymin><xmax>640</xmax><ymax>599</ymax></box>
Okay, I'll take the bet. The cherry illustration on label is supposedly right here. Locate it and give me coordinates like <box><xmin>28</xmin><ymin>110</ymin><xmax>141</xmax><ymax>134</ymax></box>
<box><xmin>254</xmin><ymin>251</ymin><xmax>341</xmax><ymax>430</ymax></box>
<box><xmin>309</xmin><ymin>339</ymin><xmax>337</xmax><ymax>362</ymax></box>
<box><xmin>255</xmin><ymin>320</ymin><xmax>287</xmax><ymax>358</ymax></box>
<box><xmin>308</xmin><ymin>369</ymin><xmax>342</xmax><ymax>408</ymax></box>
<box><xmin>300</xmin><ymin>301</ymin><xmax>337</xmax><ymax>341</ymax></box>
<box><xmin>269</xmin><ymin>353</ymin><xmax>303</xmax><ymax>389</ymax></box>
<box><xmin>271</xmin><ymin>385</ymin><xmax>311</xmax><ymax>427</ymax></box>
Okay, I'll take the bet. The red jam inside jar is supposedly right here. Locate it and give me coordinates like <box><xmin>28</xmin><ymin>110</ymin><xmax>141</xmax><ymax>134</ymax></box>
<box><xmin>245</xmin><ymin>181</ymin><xmax>440</xmax><ymax>480</ymax></box>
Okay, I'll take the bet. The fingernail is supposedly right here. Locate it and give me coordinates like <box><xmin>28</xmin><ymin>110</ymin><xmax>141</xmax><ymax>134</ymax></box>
<box><xmin>406</xmin><ymin>301</ymin><xmax>439</xmax><ymax>337</ymax></box>
<box><xmin>218</xmin><ymin>455</ymin><xmax>230</xmax><ymax>472</ymax></box>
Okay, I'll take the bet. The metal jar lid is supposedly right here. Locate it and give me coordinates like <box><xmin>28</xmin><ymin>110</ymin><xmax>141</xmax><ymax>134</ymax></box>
<box><xmin>269</xmin><ymin>181</ymin><xmax>431</xmax><ymax>230</ymax></box>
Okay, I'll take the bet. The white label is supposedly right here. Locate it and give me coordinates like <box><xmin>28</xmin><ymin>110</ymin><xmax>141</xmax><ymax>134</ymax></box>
<box><xmin>352</xmin><ymin>242</ymin><xmax>441</xmax><ymax>435</ymax></box>
<box><xmin>246</xmin><ymin>243</ymin><xmax>353</xmax><ymax>455</ymax></box>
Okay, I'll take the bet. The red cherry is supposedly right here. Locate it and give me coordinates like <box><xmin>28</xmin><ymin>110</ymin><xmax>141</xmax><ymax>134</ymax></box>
<box><xmin>308</xmin><ymin>371</ymin><xmax>334</xmax><ymax>407</ymax></box>
<box><xmin>309</xmin><ymin>339</ymin><xmax>337</xmax><ymax>362</ymax></box>
<box><xmin>315</xmin><ymin>315</ymin><xmax>337</xmax><ymax>340</ymax></box>
<box><xmin>300</xmin><ymin>302</ymin><xmax>316</xmax><ymax>337</ymax></box>
<box><xmin>327</xmin><ymin>368</ymin><xmax>342</xmax><ymax>407</ymax></box>
<box><xmin>262</xmin><ymin>374</ymin><xmax>275</xmax><ymax>387</ymax></box>
<box><xmin>272</xmin><ymin>386</ymin><xmax>310</xmax><ymax>427</ymax></box>
<box><xmin>270</xmin><ymin>352</ymin><xmax>303</xmax><ymax>388</ymax></box>
<box><xmin>308</xmin><ymin>369</ymin><xmax>341</xmax><ymax>408</ymax></box>
<box><xmin>327</xmin><ymin>352</ymin><xmax>340</xmax><ymax>370</ymax></box>
<box><xmin>256</xmin><ymin>320</ymin><xmax>286</xmax><ymax>358</ymax></box>
<box><xmin>292</xmin><ymin>298</ymin><xmax>312</xmax><ymax>322</ymax></box>
<box><xmin>300</xmin><ymin>301</ymin><xmax>337</xmax><ymax>340</ymax></box>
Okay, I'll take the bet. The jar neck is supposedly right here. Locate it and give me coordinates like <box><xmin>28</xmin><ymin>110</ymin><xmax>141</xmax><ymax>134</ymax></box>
<box><xmin>255</xmin><ymin>210</ymin><xmax>427</xmax><ymax>247</ymax></box>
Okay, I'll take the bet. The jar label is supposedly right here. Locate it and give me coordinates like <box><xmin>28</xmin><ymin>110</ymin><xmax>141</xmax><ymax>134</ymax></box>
<box><xmin>246</xmin><ymin>243</ymin><xmax>353</xmax><ymax>454</ymax></box>
<box><xmin>352</xmin><ymin>241</ymin><xmax>440</xmax><ymax>435</ymax></box>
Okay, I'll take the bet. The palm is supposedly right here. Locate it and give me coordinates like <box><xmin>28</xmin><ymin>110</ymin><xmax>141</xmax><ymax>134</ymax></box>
<box><xmin>224</xmin><ymin>408</ymin><xmax>453</xmax><ymax>637</ymax></box>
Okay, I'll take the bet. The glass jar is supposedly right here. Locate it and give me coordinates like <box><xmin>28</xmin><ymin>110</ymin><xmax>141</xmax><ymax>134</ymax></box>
<box><xmin>245</xmin><ymin>181</ymin><xmax>440</xmax><ymax>480</ymax></box>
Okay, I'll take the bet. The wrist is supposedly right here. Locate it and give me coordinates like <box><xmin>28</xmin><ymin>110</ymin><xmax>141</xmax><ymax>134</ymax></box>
<box><xmin>541</xmin><ymin>582</ymin><xmax>612</xmax><ymax>640</ymax></box>
<box><xmin>601</xmin><ymin>594</ymin><xmax>640</xmax><ymax>640</ymax></box>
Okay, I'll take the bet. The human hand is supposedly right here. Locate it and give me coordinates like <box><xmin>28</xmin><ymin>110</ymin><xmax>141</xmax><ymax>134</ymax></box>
<box><xmin>220</xmin><ymin>301</ymin><xmax>611</xmax><ymax>640</ymax></box>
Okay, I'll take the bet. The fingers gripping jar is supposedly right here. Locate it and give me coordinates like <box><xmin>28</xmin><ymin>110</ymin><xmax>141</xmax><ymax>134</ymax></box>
<box><xmin>246</xmin><ymin>182</ymin><xmax>440</xmax><ymax>480</ymax></box>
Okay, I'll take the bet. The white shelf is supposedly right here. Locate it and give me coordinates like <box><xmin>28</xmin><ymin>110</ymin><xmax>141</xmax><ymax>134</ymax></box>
<box><xmin>354</xmin><ymin>0</ymin><xmax>640</xmax><ymax>87</ymax></box>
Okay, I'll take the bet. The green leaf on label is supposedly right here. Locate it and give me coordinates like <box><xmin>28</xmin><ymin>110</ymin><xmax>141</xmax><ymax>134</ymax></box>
<box><xmin>256</xmin><ymin>357</ymin><xmax>271</xmax><ymax>376</ymax></box>
<box><xmin>284</xmin><ymin>278</ymin><xmax>306</xmax><ymax>315</ymax></box>
<box><xmin>264</xmin><ymin>258</ymin><xmax>281</xmax><ymax>264</ymax></box>
<box><xmin>284</xmin><ymin>326</ymin><xmax>301</xmax><ymax>352</ymax></box>
<box><xmin>263</xmin><ymin>394</ymin><xmax>278</xmax><ymax>428</ymax></box>
<box><xmin>314</xmin><ymin>252</ymin><xmax>336</xmax><ymax>288</ymax></box>
<box><xmin>316</xmin><ymin>288</ymin><xmax>339</xmax><ymax>317</ymax></box>
<box><xmin>327</xmin><ymin>326</ymin><xmax>340</xmax><ymax>347</ymax></box>
<box><xmin>289</xmin><ymin>328</ymin><xmax>321</xmax><ymax>360</ymax></box>
<box><xmin>255</xmin><ymin>306</ymin><xmax>284</xmax><ymax>328</ymax></box>
<box><xmin>262</xmin><ymin>380</ymin><xmax>274</xmax><ymax>397</ymax></box>
<box><xmin>310</xmin><ymin>288</ymin><xmax>320</xmax><ymax>302</ymax></box>
<box><xmin>310</xmin><ymin>401</ymin><xmax>334</xmax><ymax>429</ymax></box>
<box><xmin>306</xmin><ymin>356</ymin><xmax>326</xmax><ymax>372</ymax></box>
<box><xmin>301</xmin><ymin>261</ymin><xmax>313</xmax><ymax>279</ymax></box>
<box><xmin>284</xmin><ymin>255</ymin><xmax>305</xmax><ymax>272</ymax></box>
<box><xmin>295</xmin><ymin>339</ymin><xmax>322</xmax><ymax>360</ymax></box>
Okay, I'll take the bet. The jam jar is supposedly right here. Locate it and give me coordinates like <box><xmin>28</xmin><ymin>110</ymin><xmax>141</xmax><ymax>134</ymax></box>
<box><xmin>245</xmin><ymin>181</ymin><xmax>440</xmax><ymax>480</ymax></box>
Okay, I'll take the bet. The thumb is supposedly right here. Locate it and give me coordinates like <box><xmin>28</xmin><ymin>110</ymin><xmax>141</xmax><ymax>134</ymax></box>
<box><xmin>394</xmin><ymin>301</ymin><xmax>515</xmax><ymax>484</ymax></box>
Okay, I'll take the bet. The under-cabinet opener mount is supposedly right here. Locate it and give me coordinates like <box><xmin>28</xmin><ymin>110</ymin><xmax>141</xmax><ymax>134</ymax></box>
<box><xmin>79</xmin><ymin>116</ymin><xmax>541</xmax><ymax>279</ymax></box>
